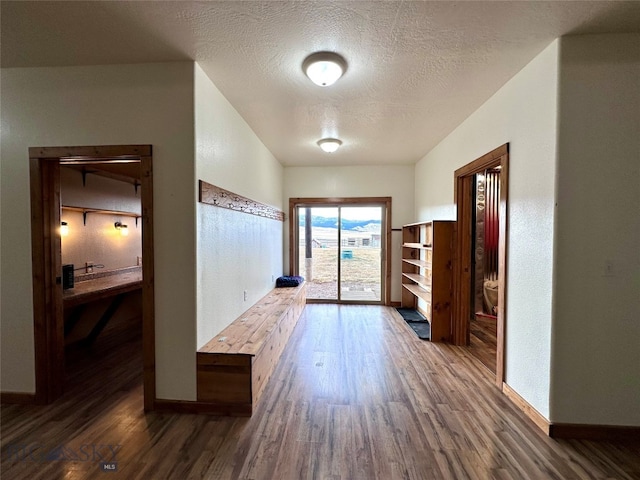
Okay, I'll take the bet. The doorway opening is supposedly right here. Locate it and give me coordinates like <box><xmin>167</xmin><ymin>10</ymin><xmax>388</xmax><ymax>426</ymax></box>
<box><xmin>29</xmin><ymin>145</ymin><xmax>155</xmax><ymax>410</ymax></box>
<box><xmin>452</xmin><ymin>144</ymin><xmax>508</xmax><ymax>387</ymax></box>
<box><xmin>289</xmin><ymin>197</ymin><xmax>391</xmax><ymax>305</ymax></box>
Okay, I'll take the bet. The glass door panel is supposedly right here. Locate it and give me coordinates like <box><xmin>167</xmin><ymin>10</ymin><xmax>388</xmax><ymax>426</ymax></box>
<box><xmin>339</xmin><ymin>206</ymin><xmax>383</xmax><ymax>302</ymax></box>
<box><xmin>298</xmin><ymin>207</ymin><xmax>338</xmax><ymax>300</ymax></box>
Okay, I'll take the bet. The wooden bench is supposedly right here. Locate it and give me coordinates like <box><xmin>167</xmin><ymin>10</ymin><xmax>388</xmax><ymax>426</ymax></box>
<box><xmin>196</xmin><ymin>282</ymin><xmax>306</xmax><ymax>416</ymax></box>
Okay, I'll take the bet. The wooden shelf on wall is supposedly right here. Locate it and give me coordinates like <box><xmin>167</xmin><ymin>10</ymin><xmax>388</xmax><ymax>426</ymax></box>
<box><xmin>62</xmin><ymin>164</ymin><xmax>141</xmax><ymax>190</ymax></box>
<box><xmin>62</xmin><ymin>205</ymin><xmax>141</xmax><ymax>226</ymax></box>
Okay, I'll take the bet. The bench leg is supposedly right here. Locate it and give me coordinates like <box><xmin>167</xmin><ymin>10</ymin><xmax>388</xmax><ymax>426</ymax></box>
<box><xmin>64</xmin><ymin>304</ymin><xmax>86</xmax><ymax>336</ymax></box>
<box><xmin>81</xmin><ymin>294</ymin><xmax>125</xmax><ymax>346</ymax></box>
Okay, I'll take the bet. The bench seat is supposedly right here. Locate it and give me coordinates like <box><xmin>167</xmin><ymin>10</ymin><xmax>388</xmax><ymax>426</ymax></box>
<box><xmin>196</xmin><ymin>282</ymin><xmax>306</xmax><ymax>415</ymax></box>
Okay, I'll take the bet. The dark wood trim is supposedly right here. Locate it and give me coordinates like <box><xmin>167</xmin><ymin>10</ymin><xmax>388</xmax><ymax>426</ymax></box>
<box><xmin>29</xmin><ymin>145</ymin><xmax>155</xmax><ymax>409</ymax></box>
<box><xmin>0</xmin><ymin>392</ymin><xmax>37</xmax><ymax>404</ymax></box>
<box><xmin>199</xmin><ymin>180</ymin><xmax>285</xmax><ymax>222</ymax></box>
<box><xmin>502</xmin><ymin>382</ymin><xmax>550</xmax><ymax>435</ymax></box>
<box><xmin>28</xmin><ymin>144</ymin><xmax>151</xmax><ymax>159</ymax></box>
<box><xmin>153</xmin><ymin>399</ymin><xmax>252</xmax><ymax>417</ymax></box>
<box><xmin>289</xmin><ymin>196</ymin><xmax>392</xmax><ymax>206</ymax></box>
<box><xmin>452</xmin><ymin>176</ymin><xmax>474</xmax><ymax>345</ymax></box>
<box><xmin>288</xmin><ymin>198</ymin><xmax>297</xmax><ymax>276</ymax></box>
<box><xmin>29</xmin><ymin>157</ymin><xmax>64</xmax><ymax>403</ymax></box>
<box><xmin>288</xmin><ymin>197</ymin><xmax>392</xmax><ymax>305</ymax></box>
<box><xmin>454</xmin><ymin>144</ymin><xmax>508</xmax><ymax>178</ymax></box>
<box><xmin>384</xmin><ymin>198</ymin><xmax>392</xmax><ymax>306</ymax></box>
<box><xmin>29</xmin><ymin>156</ymin><xmax>47</xmax><ymax>403</ymax></box>
<box><xmin>495</xmin><ymin>156</ymin><xmax>508</xmax><ymax>386</ymax></box>
<box><xmin>140</xmin><ymin>155</ymin><xmax>155</xmax><ymax>412</ymax></box>
<box><xmin>548</xmin><ymin>423</ymin><xmax>640</xmax><ymax>441</ymax></box>
<box><xmin>453</xmin><ymin>144</ymin><xmax>508</xmax><ymax>388</ymax></box>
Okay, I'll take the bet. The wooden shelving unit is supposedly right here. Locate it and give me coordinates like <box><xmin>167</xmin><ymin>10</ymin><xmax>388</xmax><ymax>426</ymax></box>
<box><xmin>401</xmin><ymin>220</ymin><xmax>454</xmax><ymax>342</ymax></box>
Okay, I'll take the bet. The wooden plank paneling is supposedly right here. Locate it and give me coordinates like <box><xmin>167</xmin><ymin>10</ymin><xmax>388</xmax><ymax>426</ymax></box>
<box><xmin>196</xmin><ymin>354</ymin><xmax>253</xmax><ymax>404</ymax></box>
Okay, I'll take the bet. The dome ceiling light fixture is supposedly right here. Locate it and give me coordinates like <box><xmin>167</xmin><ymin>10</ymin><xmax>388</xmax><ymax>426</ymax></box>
<box><xmin>317</xmin><ymin>138</ymin><xmax>343</xmax><ymax>153</ymax></box>
<box><xmin>302</xmin><ymin>51</ymin><xmax>348</xmax><ymax>87</ymax></box>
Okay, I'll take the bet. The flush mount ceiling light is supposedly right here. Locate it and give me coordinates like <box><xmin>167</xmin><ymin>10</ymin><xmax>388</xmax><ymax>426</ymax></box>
<box><xmin>303</xmin><ymin>51</ymin><xmax>347</xmax><ymax>87</ymax></box>
<box><xmin>317</xmin><ymin>138</ymin><xmax>343</xmax><ymax>153</ymax></box>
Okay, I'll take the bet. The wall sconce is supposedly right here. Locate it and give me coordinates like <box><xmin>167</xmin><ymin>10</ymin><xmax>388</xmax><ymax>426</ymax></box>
<box><xmin>114</xmin><ymin>222</ymin><xmax>129</xmax><ymax>236</ymax></box>
<box><xmin>60</xmin><ymin>221</ymin><xmax>69</xmax><ymax>237</ymax></box>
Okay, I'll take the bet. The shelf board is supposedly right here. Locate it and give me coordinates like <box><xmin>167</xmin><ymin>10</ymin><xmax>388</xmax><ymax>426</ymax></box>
<box><xmin>402</xmin><ymin>273</ymin><xmax>431</xmax><ymax>289</ymax></box>
<box><xmin>402</xmin><ymin>258</ymin><xmax>432</xmax><ymax>268</ymax></box>
<box><xmin>402</xmin><ymin>283</ymin><xmax>431</xmax><ymax>304</ymax></box>
<box><xmin>63</xmin><ymin>163</ymin><xmax>141</xmax><ymax>186</ymax></box>
<box><xmin>402</xmin><ymin>242</ymin><xmax>432</xmax><ymax>249</ymax></box>
<box><xmin>403</xmin><ymin>220</ymin><xmax>434</xmax><ymax>228</ymax></box>
<box><xmin>62</xmin><ymin>205</ymin><xmax>141</xmax><ymax>218</ymax></box>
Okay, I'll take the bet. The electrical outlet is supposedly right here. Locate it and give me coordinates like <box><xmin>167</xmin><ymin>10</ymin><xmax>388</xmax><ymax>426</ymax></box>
<box><xmin>243</xmin><ymin>290</ymin><xmax>248</xmax><ymax>301</ymax></box>
<box><xmin>85</xmin><ymin>261</ymin><xmax>94</xmax><ymax>274</ymax></box>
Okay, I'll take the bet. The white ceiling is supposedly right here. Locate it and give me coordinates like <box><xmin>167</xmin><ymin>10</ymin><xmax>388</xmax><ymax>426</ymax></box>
<box><xmin>3</xmin><ymin>1</ymin><xmax>640</xmax><ymax>167</ymax></box>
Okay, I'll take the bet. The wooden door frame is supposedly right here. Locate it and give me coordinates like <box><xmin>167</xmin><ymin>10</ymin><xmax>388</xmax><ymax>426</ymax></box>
<box><xmin>29</xmin><ymin>145</ymin><xmax>155</xmax><ymax>410</ymax></box>
<box><xmin>289</xmin><ymin>197</ymin><xmax>392</xmax><ymax>305</ymax></box>
<box><xmin>452</xmin><ymin>144</ymin><xmax>508</xmax><ymax>387</ymax></box>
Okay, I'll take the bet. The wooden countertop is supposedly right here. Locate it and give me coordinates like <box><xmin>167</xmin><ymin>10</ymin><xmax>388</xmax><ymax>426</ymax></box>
<box><xmin>63</xmin><ymin>270</ymin><xmax>143</xmax><ymax>308</ymax></box>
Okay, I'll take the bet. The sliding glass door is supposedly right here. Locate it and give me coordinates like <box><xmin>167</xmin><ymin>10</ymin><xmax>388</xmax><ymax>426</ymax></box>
<box><xmin>294</xmin><ymin>201</ymin><xmax>387</xmax><ymax>304</ymax></box>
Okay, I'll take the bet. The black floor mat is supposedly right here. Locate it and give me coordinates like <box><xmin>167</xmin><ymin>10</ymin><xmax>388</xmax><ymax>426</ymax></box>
<box><xmin>396</xmin><ymin>308</ymin><xmax>430</xmax><ymax>340</ymax></box>
<box><xmin>406</xmin><ymin>321</ymin><xmax>431</xmax><ymax>340</ymax></box>
<box><xmin>396</xmin><ymin>308</ymin><xmax>426</xmax><ymax>322</ymax></box>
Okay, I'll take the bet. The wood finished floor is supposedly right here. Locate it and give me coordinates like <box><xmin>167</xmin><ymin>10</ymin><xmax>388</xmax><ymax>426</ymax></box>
<box><xmin>2</xmin><ymin>304</ymin><xmax>639</xmax><ymax>479</ymax></box>
<box><xmin>466</xmin><ymin>315</ymin><xmax>498</xmax><ymax>375</ymax></box>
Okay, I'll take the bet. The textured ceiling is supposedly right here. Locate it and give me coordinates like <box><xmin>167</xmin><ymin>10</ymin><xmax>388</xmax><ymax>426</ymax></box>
<box><xmin>3</xmin><ymin>1</ymin><xmax>640</xmax><ymax>166</ymax></box>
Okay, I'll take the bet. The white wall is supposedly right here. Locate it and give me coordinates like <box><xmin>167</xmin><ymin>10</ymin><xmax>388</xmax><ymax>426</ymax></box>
<box><xmin>0</xmin><ymin>63</ymin><xmax>197</xmax><ymax>400</ymax></box>
<box><xmin>414</xmin><ymin>41</ymin><xmax>560</xmax><ymax>418</ymax></box>
<box><xmin>195</xmin><ymin>64</ymin><xmax>284</xmax><ymax>349</ymax></box>
<box><xmin>283</xmin><ymin>165</ymin><xmax>415</xmax><ymax>303</ymax></box>
<box><xmin>551</xmin><ymin>34</ymin><xmax>640</xmax><ymax>425</ymax></box>
<box><xmin>61</xmin><ymin>167</ymin><xmax>142</xmax><ymax>273</ymax></box>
